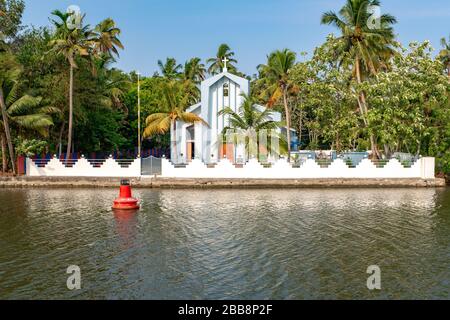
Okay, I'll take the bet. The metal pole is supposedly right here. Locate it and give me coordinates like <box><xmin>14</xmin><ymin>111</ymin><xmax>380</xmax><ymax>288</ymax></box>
<box><xmin>137</xmin><ymin>72</ymin><xmax>141</xmax><ymax>158</ymax></box>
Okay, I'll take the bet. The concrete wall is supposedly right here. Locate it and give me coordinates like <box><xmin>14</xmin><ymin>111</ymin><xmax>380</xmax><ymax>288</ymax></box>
<box><xmin>160</xmin><ymin>157</ymin><xmax>436</xmax><ymax>179</ymax></box>
<box><xmin>27</xmin><ymin>156</ymin><xmax>436</xmax><ymax>179</ymax></box>
<box><xmin>27</xmin><ymin>157</ymin><xmax>141</xmax><ymax>177</ymax></box>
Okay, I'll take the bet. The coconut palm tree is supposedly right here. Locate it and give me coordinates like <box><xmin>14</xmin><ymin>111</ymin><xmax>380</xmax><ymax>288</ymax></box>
<box><xmin>0</xmin><ymin>52</ymin><xmax>56</xmax><ymax>172</ymax></box>
<box><xmin>2</xmin><ymin>88</ymin><xmax>56</xmax><ymax>135</ymax></box>
<box><xmin>257</xmin><ymin>49</ymin><xmax>296</xmax><ymax>161</ymax></box>
<box><xmin>182</xmin><ymin>57</ymin><xmax>206</xmax><ymax>104</ymax></box>
<box><xmin>439</xmin><ymin>35</ymin><xmax>450</xmax><ymax>77</ymax></box>
<box><xmin>0</xmin><ymin>51</ymin><xmax>19</xmax><ymax>173</ymax></box>
<box><xmin>1</xmin><ymin>89</ymin><xmax>57</xmax><ymax>172</ymax></box>
<box><xmin>219</xmin><ymin>94</ymin><xmax>287</xmax><ymax>160</ymax></box>
<box><xmin>143</xmin><ymin>81</ymin><xmax>208</xmax><ymax>162</ymax></box>
<box><xmin>157</xmin><ymin>57</ymin><xmax>182</xmax><ymax>80</ymax></box>
<box><xmin>91</xmin><ymin>18</ymin><xmax>124</xmax><ymax>58</ymax></box>
<box><xmin>207</xmin><ymin>43</ymin><xmax>238</xmax><ymax>75</ymax></box>
<box><xmin>49</xmin><ymin>10</ymin><xmax>92</xmax><ymax>160</ymax></box>
<box><xmin>321</xmin><ymin>0</ymin><xmax>397</xmax><ymax>158</ymax></box>
<box><xmin>183</xmin><ymin>57</ymin><xmax>206</xmax><ymax>84</ymax></box>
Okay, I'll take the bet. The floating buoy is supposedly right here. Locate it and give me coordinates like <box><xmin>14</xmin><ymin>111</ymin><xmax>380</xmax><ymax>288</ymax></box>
<box><xmin>112</xmin><ymin>179</ymin><xmax>140</xmax><ymax>210</ymax></box>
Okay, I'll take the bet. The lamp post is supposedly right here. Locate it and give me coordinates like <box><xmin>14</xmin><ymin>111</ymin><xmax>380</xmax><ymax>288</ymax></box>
<box><xmin>137</xmin><ymin>72</ymin><xmax>141</xmax><ymax>158</ymax></box>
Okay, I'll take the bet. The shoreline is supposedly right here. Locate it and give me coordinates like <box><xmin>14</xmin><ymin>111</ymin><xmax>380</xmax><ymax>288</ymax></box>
<box><xmin>0</xmin><ymin>176</ymin><xmax>446</xmax><ymax>189</ymax></box>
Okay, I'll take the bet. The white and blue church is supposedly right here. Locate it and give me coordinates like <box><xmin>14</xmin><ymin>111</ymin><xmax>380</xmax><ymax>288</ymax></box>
<box><xmin>172</xmin><ymin>60</ymin><xmax>297</xmax><ymax>164</ymax></box>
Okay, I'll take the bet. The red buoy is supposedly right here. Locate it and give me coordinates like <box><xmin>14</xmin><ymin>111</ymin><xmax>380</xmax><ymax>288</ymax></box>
<box><xmin>112</xmin><ymin>179</ymin><xmax>140</xmax><ymax>210</ymax></box>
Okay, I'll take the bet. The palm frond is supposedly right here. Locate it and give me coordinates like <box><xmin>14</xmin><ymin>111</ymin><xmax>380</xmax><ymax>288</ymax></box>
<box><xmin>178</xmin><ymin>112</ymin><xmax>209</xmax><ymax>127</ymax></box>
<box><xmin>143</xmin><ymin>117</ymin><xmax>171</xmax><ymax>138</ymax></box>
<box><xmin>145</xmin><ymin>113</ymin><xmax>168</xmax><ymax>125</ymax></box>
<box><xmin>7</xmin><ymin>95</ymin><xmax>42</xmax><ymax>115</ymax></box>
<box><xmin>10</xmin><ymin>114</ymin><xmax>54</xmax><ymax>129</ymax></box>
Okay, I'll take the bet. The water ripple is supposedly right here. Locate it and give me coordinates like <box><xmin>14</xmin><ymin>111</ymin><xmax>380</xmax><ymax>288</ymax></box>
<box><xmin>0</xmin><ymin>188</ymin><xmax>449</xmax><ymax>299</ymax></box>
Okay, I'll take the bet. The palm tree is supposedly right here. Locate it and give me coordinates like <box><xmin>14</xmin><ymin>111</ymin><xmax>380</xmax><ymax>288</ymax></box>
<box><xmin>49</xmin><ymin>10</ymin><xmax>92</xmax><ymax>160</ymax></box>
<box><xmin>91</xmin><ymin>18</ymin><xmax>124</xmax><ymax>58</ymax></box>
<box><xmin>439</xmin><ymin>35</ymin><xmax>450</xmax><ymax>77</ymax></box>
<box><xmin>0</xmin><ymin>51</ymin><xmax>56</xmax><ymax>173</ymax></box>
<box><xmin>1</xmin><ymin>88</ymin><xmax>57</xmax><ymax>172</ymax></box>
<box><xmin>183</xmin><ymin>57</ymin><xmax>206</xmax><ymax>84</ymax></box>
<box><xmin>157</xmin><ymin>57</ymin><xmax>182</xmax><ymax>80</ymax></box>
<box><xmin>257</xmin><ymin>49</ymin><xmax>296</xmax><ymax>161</ymax></box>
<box><xmin>2</xmin><ymin>88</ymin><xmax>56</xmax><ymax>135</ymax></box>
<box><xmin>321</xmin><ymin>0</ymin><xmax>397</xmax><ymax>158</ymax></box>
<box><xmin>182</xmin><ymin>57</ymin><xmax>206</xmax><ymax>104</ymax></box>
<box><xmin>0</xmin><ymin>51</ymin><xmax>19</xmax><ymax>173</ymax></box>
<box><xmin>143</xmin><ymin>81</ymin><xmax>208</xmax><ymax>162</ymax></box>
<box><xmin>219</xmin><ymin>94</ymin><xmax>287</xmax><ymax>160</ymax></box>
<box><xmin>207</xmin><ymin>43</ymin><xmax>238</xmax><ymax>75</ymax></box>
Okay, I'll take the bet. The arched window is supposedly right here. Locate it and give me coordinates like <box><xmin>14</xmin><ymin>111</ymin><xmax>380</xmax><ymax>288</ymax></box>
<box><xmin>223</xmin><ymin>83</ymin><xmax>229</xmax><ymax>97</ymax></box>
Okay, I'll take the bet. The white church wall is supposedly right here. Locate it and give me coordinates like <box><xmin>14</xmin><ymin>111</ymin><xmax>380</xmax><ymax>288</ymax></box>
<box><xmin>27</xmin><ymin>157</ymin><xmax>141</xmax><ymax>177</ymax></box>
<box><xmin>159</xmin><ymin>157</ymin><xmax>435</xmax><ymax>179</ymax></box>
<box><xmin>26</xmin><ymin>156</ymin><xmax>435</xmax><ymax>179</ymax></box>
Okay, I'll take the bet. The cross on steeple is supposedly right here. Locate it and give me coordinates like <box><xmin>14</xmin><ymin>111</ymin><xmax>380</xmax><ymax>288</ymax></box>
<box><xmin>222</xmin><ymin>57</ymin><xmax>229</xmax><ymax>72</ymax></box>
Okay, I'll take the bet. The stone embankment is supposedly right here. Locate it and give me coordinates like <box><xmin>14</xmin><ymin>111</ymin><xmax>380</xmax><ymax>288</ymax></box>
<box><xmin>0</xmin><ymin>176</ymin><xmax>446</xmax><ymax>188</ymax></box>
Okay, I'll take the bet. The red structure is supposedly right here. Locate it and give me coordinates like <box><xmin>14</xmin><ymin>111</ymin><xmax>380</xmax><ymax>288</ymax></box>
<box><xmin>112</xmin><ymin>180</ymin><xmax>140</xmax><ymax>210</ymax></box>
<box><xmin>17</xmin><ymin>156</ymin><xmax>26</xmax><ymax>175</ymax></box>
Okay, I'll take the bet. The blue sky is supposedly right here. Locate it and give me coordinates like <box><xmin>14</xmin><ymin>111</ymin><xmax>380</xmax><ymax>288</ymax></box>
<box><xmin>22</xmin><ymin>0</ymin><xmax>450</xmax><ymax>76</ymax></box>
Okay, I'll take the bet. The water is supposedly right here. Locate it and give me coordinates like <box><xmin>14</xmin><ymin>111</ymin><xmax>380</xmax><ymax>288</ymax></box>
<box><xmin>0</xmin><ymin>188</ymin><xmax>449</xmax><ymax>300</ymax></box>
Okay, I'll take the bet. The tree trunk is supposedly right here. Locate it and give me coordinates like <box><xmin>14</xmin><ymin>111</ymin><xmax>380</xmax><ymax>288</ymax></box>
<box><xmin>283</xmin><ymin>88</ymin><xmax>292</xmax><ymax>162</ymax></box>
<box><xmin>0</xmin><ymin>87</ymin><xmax>15</xmax><ymax>174</ymax></box>
<box><xmin>1</xmin><ymin>131</ymin><xmax>6</xmax><ymax>173</ymax></box>
<box><xmin>298</xmin><ymin>96</ymin><xmax>303</xmax><ymax>149</ymax></box>
<box><xmin>66</xmin><ymin>64</ymin><xmax>74</xmax><ymax>161</ymax></box>
<box><xmin>355</xmin><ymin>58</ymin><xmax>380</xmax><ymax>159</ymax></box>
<box><xmin>58</xmin><ymin>120</ymin><xmax>66</xmax><ymax>157</ymax></box>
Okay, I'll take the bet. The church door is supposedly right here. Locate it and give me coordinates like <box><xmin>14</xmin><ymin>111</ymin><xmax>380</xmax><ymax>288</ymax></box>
<box><xmin>186</xmin><ymin>125</ymin><xmax>195</xmax><ymax>162</ymax></box>
<box><xmin>186</xmin><ymin>142</ymin><xmax>195</xmax><ymax>162</ymax></box>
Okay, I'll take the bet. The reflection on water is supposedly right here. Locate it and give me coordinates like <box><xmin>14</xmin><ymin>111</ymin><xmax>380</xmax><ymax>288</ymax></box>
<box><xmin>0</xmin><ymin>188</ymin><xmax>449</xmax><ymax>299</ymax></box>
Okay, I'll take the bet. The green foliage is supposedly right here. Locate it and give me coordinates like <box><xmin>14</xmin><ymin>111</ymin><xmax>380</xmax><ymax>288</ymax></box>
<box><xmin>0</xmin><ymin>0</ymin><xmax>25</xmax><ymax>39</ymax></box>
<box><xmin>74</xmin><ymin>107</ymin><xmax>127</xmax><ymax>152</ymax></box>
<box><xmin>364</xmin><ymin>41</ymin><xmax>449</xmax><ymax>158</ymax></box>
<box><xmin>142</xmin><ymin>80</ymin><xmax>207</xmax><ymax>138</ymax></box>
<box><xmin>289</xmin><ymin>37</ymin><xmax>359</xmax><ymax>151</ymax></box>
<box><xmin>15</xmin><ymin>138</ymin><xmax>46</xmax><ymax>157</ymax></box>
<box><xmin>439</xmin><ymin>35</ymin><xmax>450</xmax><ymax>76</ymax></box>
<box><xmin>157</xmin><ymin>57</ymin><xmax>182</xmax><ymax>80</ymax></box>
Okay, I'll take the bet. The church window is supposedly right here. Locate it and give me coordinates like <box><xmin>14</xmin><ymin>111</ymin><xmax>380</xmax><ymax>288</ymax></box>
<box><xmin>223</xmin><ymin>83</ymin><xmax>229</xmax><ymax>97</ymax></box>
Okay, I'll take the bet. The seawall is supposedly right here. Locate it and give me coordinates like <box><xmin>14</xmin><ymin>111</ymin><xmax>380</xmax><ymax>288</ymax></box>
<box><xmin>0</xmin><ymin>176</ymin><xmax>446</xmax><ymax>188</ymax></box>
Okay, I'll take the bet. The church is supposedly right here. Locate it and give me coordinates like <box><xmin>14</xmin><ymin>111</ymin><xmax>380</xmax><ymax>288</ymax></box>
<box><xmin>172</xmin><ymin>59</ymin><xmax>296</xmax><ymax>164</ymax></box>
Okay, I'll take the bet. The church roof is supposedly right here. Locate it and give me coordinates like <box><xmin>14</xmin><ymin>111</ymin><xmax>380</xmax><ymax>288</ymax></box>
<box><xmin>201</xmin><ymin>71</ymin><xmax>249</xmax><ymax>91</ymax></box>
<box><xmin>186</xmin><ymin>102</ymin><xmax>201</xmax><ymax>113</ymax></box>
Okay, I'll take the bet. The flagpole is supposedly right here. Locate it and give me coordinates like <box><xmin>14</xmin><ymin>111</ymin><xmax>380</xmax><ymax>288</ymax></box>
<box><xmin>137</xmin><ymin>72</ymin><xmax>141</xmax><ymax>158</ymax></box>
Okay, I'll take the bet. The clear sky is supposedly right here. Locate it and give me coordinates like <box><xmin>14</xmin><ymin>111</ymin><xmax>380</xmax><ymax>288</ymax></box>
<box><xmin>22</xmin><ymin>0</ymin><xmax>450</xmax><ymax>76</ymax></box>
